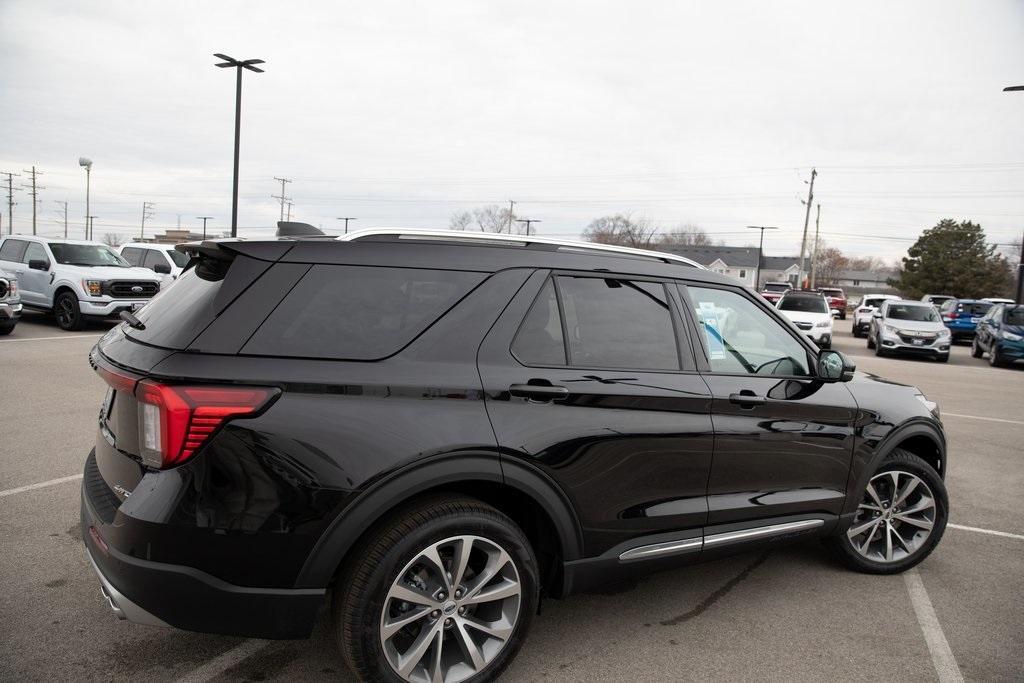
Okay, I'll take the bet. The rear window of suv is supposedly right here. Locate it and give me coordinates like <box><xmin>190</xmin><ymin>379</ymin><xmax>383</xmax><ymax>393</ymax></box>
<box><xmin>242</xmin><ymin>265</ymin><xmax>485</xmax><ymax>360</ymax></box>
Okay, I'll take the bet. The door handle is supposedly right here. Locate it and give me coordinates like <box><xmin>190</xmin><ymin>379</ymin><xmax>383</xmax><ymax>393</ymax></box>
<box><xmin>509</xmin><ymin>383</ymin><xmax>569</xmax><ymax>401</ymax></box>
<box><xmin>728</xmin><ymin>391</ymin><xmax>766</xmax><ymax>408</ymax></box>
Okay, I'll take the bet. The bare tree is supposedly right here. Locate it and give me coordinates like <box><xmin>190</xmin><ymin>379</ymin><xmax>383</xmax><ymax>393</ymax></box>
<box><xmin>102</xmin><ymin>232</ymin><xmax>122</xmax><ymax>248</ymax></box>
<box><xmin>449</xmin><ymin>205</ymin><xmax>519</xmax><ymax>233</ymax></box>
<box><xmin>813</xmin><ymin>245</ymin><xmax>849</xmax><ymax>285</ymax></box>
<box><xmin>582</xmin><ymin>213</ymin><xmax>658</xmax><ymax>248</ymax></box>
<box><xmin>657</xmin><ymin>224</ymin><xmax>719</xmax><ymax>248</ymax></box>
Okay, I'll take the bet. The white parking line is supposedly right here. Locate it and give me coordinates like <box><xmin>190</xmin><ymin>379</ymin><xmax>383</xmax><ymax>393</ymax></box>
<box><xmin>949</xmin><ymin>523</ymin><xmax>1024</xmax><ymax>541</ymax></box>
<box><xmin>173</xmin><ymin>639</ymin><xmax>270</xmax><ymax>683</ymax></box>
<box><xmin>0</xmin><ymin>334</ymin><xmax>102</xmax><ymax>343</ymax></box>
<box><xmin>942</xmin><ymin>412</ymin><xmax>1024</xmax><ymax>426</ymax></box>
<box><xmin>0</xmin><ymin>474</ymin><xmax>83</xmax><ymax>499</ymax></box>
<box><xmin>904</xmin><ymin>569</ymin><xmax>964</xmax><ymax>683</ymax></box>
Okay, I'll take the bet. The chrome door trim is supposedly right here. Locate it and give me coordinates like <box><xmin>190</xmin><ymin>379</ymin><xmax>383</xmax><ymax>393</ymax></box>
<box><xmin>618</xmin><ymin>537</ymin><xmax>703</xmax><ymax>562</ymax></box>
<box><xmin>703</xmin><ymin>519</ymin><xmax>824</xmax><ymax>548</ymax></box>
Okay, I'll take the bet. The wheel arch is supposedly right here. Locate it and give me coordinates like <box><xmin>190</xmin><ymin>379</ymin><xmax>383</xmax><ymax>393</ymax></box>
<box><xmin>52</xmin><ymin>283</ymin><xmax>78</xmax><ymax>308</ymax></box>
<box><xmin>295</xmin><ymin>452</ymin><xmax>583</xmax><ymax>596</ymax></box>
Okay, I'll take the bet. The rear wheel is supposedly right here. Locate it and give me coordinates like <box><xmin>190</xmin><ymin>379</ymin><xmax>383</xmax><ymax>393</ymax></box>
<box><xmin>0</xmin><ymin>320</ymin><xmax>15</xmax><ymax>336</ymax></box>
<box><xmin>828</xmin><ymin>449</ymin><xmax>947</xmax><ymax>574</ymax></box>
<box><xmin>54</xmin><ymin>291</ymin><xmax>85</xmax><ymax>331</ymax></box>
<box><xmin>334</xmin><ymin>496</ymin><xmax>539</xmax><ymax>683</ymax></box>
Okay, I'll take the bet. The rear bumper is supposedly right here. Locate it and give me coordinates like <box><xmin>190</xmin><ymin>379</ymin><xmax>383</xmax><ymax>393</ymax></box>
<box><xmin>81</xmin><ymin>475</ymin><xmax>325</xmax><ymax>640</ymax></box>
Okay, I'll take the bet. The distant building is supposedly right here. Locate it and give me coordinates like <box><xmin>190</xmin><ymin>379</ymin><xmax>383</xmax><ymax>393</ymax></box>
<box><xmin>660</xmin><ymin>245</ymin><xmax>800</xmax><ymax>288</ymax></box>
<box><xmin>141</xmin><ymin>228</ymin><xmax>227</xmax><ymax>244</ymax></box>
<box><xmin>836</xmin><ymin>269</ymin><xmax>898</xmax><ymax>294</ymax></box>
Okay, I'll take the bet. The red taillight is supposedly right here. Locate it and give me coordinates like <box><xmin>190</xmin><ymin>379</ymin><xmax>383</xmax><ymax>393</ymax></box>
<box><xmin>96</xmin><ymin>364</ymin><xmax>140</xmax><ymax>394</ymax></box>
<box><xmin>135</xmin><ymin>381</ymin><xmax>277</xmax><ymax>468</ymax></box>
<box><xmin>943</xmin><ymin>313</ymin><xmax>956</xmax><ymax>320</ymax></box>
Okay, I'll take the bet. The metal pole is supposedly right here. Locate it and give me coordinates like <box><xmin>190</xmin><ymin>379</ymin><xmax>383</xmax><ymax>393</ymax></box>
<box><xmin>85</xmin><ymin>166</ymin><xmax>91</xmax><ymax>240</ymax></box>
<box><xmin>810</xmin><ymin>203</ymin><xmax>821</xmax><ymax>289</ymax></box>
<box><xmin>1016</xmin><ymin>231</ymin><xmax>1024</xmax><ymax>304</ymax></box>
<box><xmin>746</xmin><ymin>226</ymin><xmax>778</xmax><ymax>290</ymax></box>
<box><xmin>797</xmin><ymin>168</ymin><xmax>817</xmax><ymax>288</ymax></box>
<box><xmin>231</xmin><ymin>66</ymin><xmax>242</xmax><ymax>237</ymax></box>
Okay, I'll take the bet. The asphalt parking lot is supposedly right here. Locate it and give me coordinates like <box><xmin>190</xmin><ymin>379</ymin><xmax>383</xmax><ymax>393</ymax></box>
<box><xmin>2</xmin><ymin>311</ymin><xmax>1022</xmax><ymax>682</ymax></box>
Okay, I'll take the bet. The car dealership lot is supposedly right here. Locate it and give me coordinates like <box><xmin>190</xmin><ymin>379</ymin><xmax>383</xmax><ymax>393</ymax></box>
<box><xmin>1</xmin><ymin>312</ymin><xmax>1022</xmax><ymax>682</ymax></box>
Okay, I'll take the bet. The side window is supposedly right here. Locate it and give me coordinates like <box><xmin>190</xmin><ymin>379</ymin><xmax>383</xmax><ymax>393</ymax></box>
<box><xmin>121</xmin><ymin>247</ymin><xmax>142</xmax><ymax>266</ymax></box>
<box><xmin>511</xmin><ymin>279</ymin><xmax>566</xmax><ymax>366</ymax></box>
<box><xmin>143</xmin><ymin>249</ymin><xmax>166</xmax><ymax>269</ymax></box>
<box><xmin>556</xmin><ymin>276</ymin><xmax>680</xmax><ymax>370</ymax></box>
<box><xmin>24</xmin><ymin>242</ymin><xmax>48</xmax><ymax>265</ymax></box>
<box><xmin>684</xmin><ymin>285</ymin><xmax>810</xmax><ymax>377</ymax></box>
<box><xmin>0</xmin><ymin>239</ymin><xmax>29</xmax><ymax>262</ymax></box>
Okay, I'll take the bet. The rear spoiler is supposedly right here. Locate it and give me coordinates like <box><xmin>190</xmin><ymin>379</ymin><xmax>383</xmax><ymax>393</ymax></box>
<box><xmin>174</xmin><ymin>239</ymin><xmax>295</xmax><ymax>263</ymax></box>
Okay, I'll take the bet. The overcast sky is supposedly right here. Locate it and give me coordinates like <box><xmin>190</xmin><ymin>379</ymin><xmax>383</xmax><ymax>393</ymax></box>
<box><xmin>3</xmin><ymin>0</ymin><xmax>1023</xmax><ymax>260</ymax></box>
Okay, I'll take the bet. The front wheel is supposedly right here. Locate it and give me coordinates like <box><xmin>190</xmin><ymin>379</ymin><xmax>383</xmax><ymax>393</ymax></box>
<box><xmin>54</xmin><ymin>291</ymin><xmax>85</xmax><ymax>331</ymax></box>
<box><xmin>989</xmin><ymin>346</ymin><xmax>1007</xmax><ymax>367</ymax></box>
<box><xmin>828</xmin><ymin>449</ymin><xmax>948</xmax><ymax>574</ymax></box>
<box><xmin>0</xmin><ymin>321</ymin><xmax>15</xmax><ymax>336</ymax></box>
<box><xmin>867</xmin><ymin>333</ymin><xmax>876</xmax><ymax>349</ymax></box>
<box><xmin>971</xmin><ymin>338</ymin><xmax>983</xmax><ymax>358</ymax></box>
<box><xmin>334</xmin><ymin>495</ymin><xmax>539</xmax><ymax>683</ymax></box>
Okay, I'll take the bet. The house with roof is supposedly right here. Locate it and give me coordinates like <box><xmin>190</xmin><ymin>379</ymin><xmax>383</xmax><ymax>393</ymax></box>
<box><xmin>660</xmin><ymin>245</ymin><xmax>800</xmax><ymax>289</ymax></box>
<box><xmin>835</xmin><ymin>269</ymin><xmax>898</xmax><ymax>294</ymax></box>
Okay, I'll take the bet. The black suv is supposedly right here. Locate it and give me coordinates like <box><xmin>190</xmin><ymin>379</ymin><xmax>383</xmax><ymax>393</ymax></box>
<box><xmin>82</xmin><ymin>231</ymin><xmax>949</xmax><ymax>682</ymax></box>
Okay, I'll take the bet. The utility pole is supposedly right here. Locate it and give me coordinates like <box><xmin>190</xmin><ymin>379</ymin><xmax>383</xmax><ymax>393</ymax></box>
<box><xmin>336</xmin><ymin>217</ymin><xmax>356</xmax><ymax>234</ymax></box>
<box><xmin>272</xmin><ymin>177</ymin><xmax>292</xmax><ymax>221</ymax></box>
<box><xmin>809</xmin><ymin>204</ymin><xmax>822</xmax><ymax>289</ymax></box>
<box><xmin>746</xmin><ymin>225</ymin><xmax>780</xmax><ymax>289</ymax></box>
<box><xmin>1004</xmin><ymin>84</ymin><xmax>1024</xmax><ymax>303</ymax></box>
<box><xmin>507</xmin><ymin>200</ymin><xmax>515</xmax><ymax>234</ymax></box>
<box><xmin>797</xmin><ymin>168</ymin><xmax>817</xmax><ymax>288</ymax></box>
<box><xmin>55</xmin><ymin>201</ymin><xmax>69</xmax><ymax>238</ymax></box>
<box><xmin>88</xmin><ymin>216</ymin><xmax>98</xmax><ymax>241</ymax></box>
<box><xmin>140</xmin><ymin>201</ymin><xmax>156</xmax><ymax>240</ymax></box>
<box><xmin>197</xmin><ymin>216</ymin><xmax>213</xmax><ymax>240</ymax></box>
<box><xmin>214</xmin><ymin>54</ymin><xmax>265</xmax><ymax>237</ymax></box>
<box><xmin>21</xmin><ymin>166</ymin><xmax>45</xmax><ymax>235</ymax></box>
<box><xmin>285</xmin><ymin>201</ymin><xmax>293</xmax><ymax>221</ymax></box>
<box><xmin>1</xmin><ymin>171</ymin><xmax>18</xmax><ymax>235</ymax></box>
<box><xmin>515</xmin><ymin>218</ymin><xmax>540</xmax><ymax>235</ymax></box>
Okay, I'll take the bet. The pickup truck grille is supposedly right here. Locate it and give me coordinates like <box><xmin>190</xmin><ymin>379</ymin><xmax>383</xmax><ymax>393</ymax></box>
<box><xmin>104</xmin><ymin>281</ymin><xmax>159</xmax><ymax>299</ymax></box>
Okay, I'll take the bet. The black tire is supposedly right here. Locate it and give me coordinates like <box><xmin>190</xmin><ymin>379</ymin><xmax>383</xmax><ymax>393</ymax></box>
<box><xmin>874</xmin><ymin>336</ymin><xmax>885</xmax><ymax>356</ymax></box>
<box><xmin>827</xmin><ymin>449</ymin><xmax>948</xmax><ymax>575</ymax></box>
<box><xmin>0</xmin><ymin>321</ymin><xmax>15</xmax><ymax>336</ymax></box>
<box><xmin>54</xmin><ymin>291</ymin><xmax>85</xmax><ymax>331</ymax></box>
<box><xmin>852</xmin><ymin>326</ymin><xmax>863</xmax><ymax>339</ymax></box>
<box><xmin>334</xmin><ymin>495</ymin><xmax>539</xmax><ymax>683</ymax></box>
<box><xmin>989</xmin><ymin>345</ymin><xmax>1006</xmax><ymax>368</ymax></box>
<box><xmin>971</xmin><ymin>338</ymin><xmax>983</xmax><ymax>358</ymax></box>
<box><xmin>866</xmin><ymin>332</ymin><xmax>875</xmax><ymax>349</ymax></box>
<box><xmin>839</xmin><ymin>311</ymin><xmax>846</xmax><ymax>320</ymax></box>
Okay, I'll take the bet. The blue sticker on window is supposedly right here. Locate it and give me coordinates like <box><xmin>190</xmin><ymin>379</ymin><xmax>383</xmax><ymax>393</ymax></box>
<box><xmin>698</xmin><ymin>301</ymin><xmax>725</xmax><ymax>360</ymax></box>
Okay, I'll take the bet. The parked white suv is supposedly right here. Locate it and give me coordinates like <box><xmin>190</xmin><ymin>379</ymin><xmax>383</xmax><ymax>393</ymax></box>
<box><xmin>0</xmin><ymin>236</ymin><xmax>161</xmax><ymax>331</ymax></box>
<box><xmin>775</xmin><ymin>289</ymin><xmax>834</xmax><ymax>348</ymax></box>
<box><xmin>118</xmin><ymin>242</ymin><xmax>188</xmax><ymax>287</ymax></box>
<box><xmin>852</xmin><ymin>293</ymin><xmax>899</xmax><ymax>338</ymax></box>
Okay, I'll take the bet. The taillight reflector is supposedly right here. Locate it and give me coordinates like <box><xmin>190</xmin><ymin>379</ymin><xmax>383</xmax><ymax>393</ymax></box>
<box><xmin>96</xmin><ymin>364</ymin><xmax>140</xmax><ymax>394</ymax></box>
<box><xmin>135</xmin><ymin>381</ymin><xmax>277</xmax><ymax>468</ymax></box>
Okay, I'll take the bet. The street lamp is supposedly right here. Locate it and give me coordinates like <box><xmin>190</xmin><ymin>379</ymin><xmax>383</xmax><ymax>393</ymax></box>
<box><xmin>88</xmin><ymin>215</ymin><xmax>98</xmax><ymax>241</ymax></box>
<box><xmin>336</xmin><ymin>217</ymin><xmax>357</xmax><ymax>234</ymax></box>
<box><xmin>747</xmin><ymin>225</ymin><xmax>779</xmax><ymax>289</ymax></box>
<box><xmin>1004</xmin><ymin>84</ymin><xmax>1024</xmax><ymax>304</ymax></box>
<box><xmin>214</xmin><ymin>53</ymin><xmax>264</xmax><ymax>237</ymax></box>
<box><xmin>197</xmin><ymin>216</ymin><xmax>213</xmax><ymax>240</ymax></box>
<box><xmin>79</xmin><ymin>157</ymin><xmax>92</xmax><ymax>240</ymax></box>
<box><xmin>515</xmin><ymin>218</ymin><xmax>541</xmax><ymax>235</ymax></box>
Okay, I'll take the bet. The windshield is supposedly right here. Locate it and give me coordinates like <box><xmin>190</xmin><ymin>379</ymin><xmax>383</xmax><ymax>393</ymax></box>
<box><xmin>49</xmin><ymin>243</ymin><xmax>128</xmax><ymax>267</ymax></box>
<box><xmin>764</xmin><ymin>283</ymin><xmax>789</xmax><ymax>292</ymax></box>
<box><xmin>779</xmin><ymin>295</ymin><xmax>828</xmax><ymax>313</ymax></box>
<box><xmin>887</xmin><ymin>304</ymin><xmax>939</xmax><ymax>322</ymax></box>
<box><xmin>167</xmin><ymin>249</ymin><xmax>189</xmax><ymax>267</ymax></box>
<box><xmin>862</xmin><ymin>297</ymin><xmax>888</xmax><ymax>308</ymax></box>
<box><xmin>1005</xmin><ymin>306</ymin><xmax>1024</xmax><ymax>326</ymax></box>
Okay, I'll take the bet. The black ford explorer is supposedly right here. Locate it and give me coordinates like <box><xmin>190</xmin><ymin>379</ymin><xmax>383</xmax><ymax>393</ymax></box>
<box><xmin>82</xmin><ymin>230</ymin><xmax>949</xmax><ymax>683</ymax></box>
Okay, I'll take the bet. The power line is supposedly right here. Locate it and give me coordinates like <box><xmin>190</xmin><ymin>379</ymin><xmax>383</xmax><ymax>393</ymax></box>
<box><xmin>272</xmin><ymin>177</ymin><xmax>292</xmax><ymax>222</ymax></box>
<box><xmin>21</xmin><ymin>166</ymin><xmax>45</xmax><ymax>235</ymax></box>
<box><xmin>1</xmin><ymin>171</ymin><xmax>18</xmax><ymax>235</ymax></box>
<box><xmin>54</xmin><ymin>200</ymin><xmax>69</xmax><ymax>238</ymax></box>
<box><xmin>140</xmin><ymin>201</ymin><xmax>156</xmax><ymax>240</ymax></box>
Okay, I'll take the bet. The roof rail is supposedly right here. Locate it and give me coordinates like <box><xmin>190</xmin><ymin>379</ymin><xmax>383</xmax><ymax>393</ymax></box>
<box><xmin>338</xmin><ymin>228</ymin><xmax>705</xmax><ymax>269</ymax></box>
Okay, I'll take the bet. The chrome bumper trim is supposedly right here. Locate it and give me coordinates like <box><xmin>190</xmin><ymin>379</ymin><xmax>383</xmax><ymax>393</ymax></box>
<box><xmin>619</xmin><ymin>537</ymin><xmax>702</xmax><ymax>562</ymax></box>
<box><xmin>703</xmin><ymin>519</ymin><xmax>824</xmax><ymax>548</ymax></box>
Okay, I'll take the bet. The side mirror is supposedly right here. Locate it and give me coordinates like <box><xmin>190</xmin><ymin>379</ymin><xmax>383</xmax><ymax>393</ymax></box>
<box><xmin>818</xmin><ymin>350</ymin><xmax>855</xmax><ymax>382</ymax></box>
<box><xmin>153</xmin><ymin>263</ymin><xmax>171</xmax><ymax>274</ymax></box>
<box><xmin>872</xmin><ymin>311</ymin><xmax>883</xmax><ymax>318</ymax></box>
<box><xmin>830</xmin><ymin>309</ymin><xmax>840</xmax><ymax>318</ymax></box>
<box><xmin>28</xmin><ymin>259</ymin><xmax>49</xmax><ymax>271</ymax></box>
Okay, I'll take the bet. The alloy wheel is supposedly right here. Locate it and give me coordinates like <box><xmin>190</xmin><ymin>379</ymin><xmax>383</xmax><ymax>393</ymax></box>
<box><xmin>846</xmin><ymin>470</ymin><xmax>936</xmax><ymax>563</ymax></box>
<box><xmin>380</xmin><ymin>535</ymin><xmax>522</xmax><ymax>683</ymax></box>
<box><xmin>56</xmin><ymin>296</ymin><xmax>76</xmax><ymax>328</ymax></box>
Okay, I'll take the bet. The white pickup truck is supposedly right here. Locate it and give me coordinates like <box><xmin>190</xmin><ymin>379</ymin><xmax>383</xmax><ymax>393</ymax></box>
<box><xmin>0</xmin><ymin>235</ymin><xmax>161</xmax><ymax>331</ymax></box>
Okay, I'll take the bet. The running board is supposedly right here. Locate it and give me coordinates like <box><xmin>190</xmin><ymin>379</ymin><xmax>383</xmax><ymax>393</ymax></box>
<box><xmin>618</xmin><ymin>519</ymin><xmax>825</xmax><ymax>563</ymax></box>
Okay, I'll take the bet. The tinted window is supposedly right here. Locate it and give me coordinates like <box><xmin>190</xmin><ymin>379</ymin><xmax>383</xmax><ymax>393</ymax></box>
<box><xmin>0</xmin><ymin>239</ymin><xmax>28</xmax><ymax>262</ymax></box>
<box><xmin>557</xmin><ymin>276</ymin><xmax>679</xmax><ymax>370</ymax></box>
<box><xmin>121</xmin><ymin>247</ymin><xmax>143</xmax><ymax>266</ymax></box>
<box><xmin>778</xmin><ymin>295</ymin><xmax>828</xmax><ymax>313</ymax></box>
<box><xmin>685</xmin><ymin>286</ymin><xmax>810</xmax><ymax>377</ymax></box>
<box><xmin>143</xmin><ymin>249</ymin><xmax>167</xmax><ymax>269</ymax></box>
<box><xmin>1005</xmin><ymin>306</ymin><xmax>1024</xmax><ymax>326</ymax></box>
<box><xmin>24</xmin><ymin>242</ymin><xmax>48</xmax><ymax>265</ymax></box>
<box><xmin>960</xmin><ymin>302</ymin><xmax>992</xmax><ymax>316</ymax></box>
<box><xmin>862</xmin><ymin>297</ymin><xmax>888</xmax><ymax>308</ymax></box>
<box><xmin>887</xmin><ymin>304</ymin><xmax>939</xmax><ymax>322</ymax></box>
<box><xmin>49</xmin><ymin>243</ymin><xmax>128</xmax><ymax>267</ymax></box>
<box><xmin>512</xmin><ymin>279</ymin><xmax>566</xmax><ymax>366</ymax></box>
<box><xmin>167</xmin><ymin>249</ymin><xmax>189</xmax><ymax>267</ymax></box>
<box><xmin>244</xmin><ymin>265</ymin><xmax>485</xmax><ymax>360</ymax></box>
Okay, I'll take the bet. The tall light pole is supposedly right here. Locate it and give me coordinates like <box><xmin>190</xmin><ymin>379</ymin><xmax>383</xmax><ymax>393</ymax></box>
<box><xmin>515</xmin><ymin>218</ymin><xmax>540</xmax><ymax>235</ymax></box>
<box><xmin>197</xmin><ymin>216</ymin><xmax>213</xmax><ymax>240</ymax></box>
<box><xmin>1004</xmin><ymin>85</ymin><xmax>1024</xmax><ymax>304</ymax></box>
<box><xmin>79</xmin><ymin>158</ymin><xmax>92</xmax><ymax>240</ymax></box>
<box><xmin>336</xmin><ymin>217</ymin><xmax>357</xmax><ymax>234</ymax></box>
<box><xmin>747</xmin><ymin>225</ymin><xmax>779</xmax><ymax>289</ymax></box>
<box><xmin>88</xmin><ymin>216</ymin><xmax>98</xmax><ymax>241</ymax></box>
<box><xmin>214</xmin><ymin>53</ymin><xmax>264</xmax><ymax>237</ymax></box>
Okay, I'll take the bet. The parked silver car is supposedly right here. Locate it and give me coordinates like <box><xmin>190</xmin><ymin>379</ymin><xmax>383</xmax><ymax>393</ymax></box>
<box><xmin>867</xmin><ymin>299</ymin><xmax>951</xmax><ymax>362</ymax></box>
<box><xmin>0</xmin><ymin>269</ymin><xmax>21</xmax><ymax>335</ymax></box>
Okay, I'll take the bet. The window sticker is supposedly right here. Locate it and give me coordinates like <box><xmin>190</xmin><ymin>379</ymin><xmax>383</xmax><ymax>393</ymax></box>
<box><xmin>698</xmin><ymin>301</ymin><xmax>725</xmax><ymax>360</ymax></box>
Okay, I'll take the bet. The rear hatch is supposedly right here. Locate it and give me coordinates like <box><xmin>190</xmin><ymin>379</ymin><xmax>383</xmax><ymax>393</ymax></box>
<box><xmin>941</xmin><ymin>300</ymin><xmax>992</xmax><ymax>330</ymax></box>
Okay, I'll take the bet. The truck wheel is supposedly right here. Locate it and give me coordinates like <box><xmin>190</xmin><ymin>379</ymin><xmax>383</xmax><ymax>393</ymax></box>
<box><xmin>0</xmin><ymin>320</ymin><xmax>15</xmax><ymax>336</ymax></box>
<box><xmin>54</xmin><ymin>291</ymin><xmax>85</xmax><ymax>331</ymax></box>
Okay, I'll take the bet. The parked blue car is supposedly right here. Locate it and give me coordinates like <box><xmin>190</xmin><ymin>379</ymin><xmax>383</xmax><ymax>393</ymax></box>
<box><xmin>972</xmin><ymin>303</ymin><xmax>1024</xmax><ymax>366</ymax></box>
<box><xmin>938</xmin><ymin>298</ymin><xmax>993</xmax><ymax>341</ymax></box>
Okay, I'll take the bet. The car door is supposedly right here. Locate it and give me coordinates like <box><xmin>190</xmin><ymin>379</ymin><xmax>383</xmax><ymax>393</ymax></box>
<box><xmin>477</xmin><ymin>270</ymin><xmax>714</xmax><ymax>558</ymax></box>
<box><xmin>142</xmin><ymin>248</ymin><xmax>174</xmax><ymax>286</ymax></box>
<box><xmin>18</xmin><ymin>241</ymin><xmax>53</xmax><ymax>306</ymax></box>
<box><xmin>678</xmin><ymin>283</ymin><xmax>859</xmax><ymax>527</ymax></box>
<box><xmin>976</xmin><ymin>305</ymin><xmax>1000</xmax><ymax>352</ymax></box>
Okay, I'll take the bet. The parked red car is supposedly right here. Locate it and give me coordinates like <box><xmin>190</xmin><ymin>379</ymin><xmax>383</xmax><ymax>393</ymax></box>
<box><xmin>817</xmin><ymin>286</ymin><xmax>848</xmax><ymax>320</ymax></box>
<box><xmin>760</xmin><ymin>281</ymin><xmax>791</xmax><ymax>305</ymax></box>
